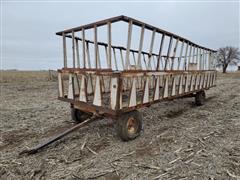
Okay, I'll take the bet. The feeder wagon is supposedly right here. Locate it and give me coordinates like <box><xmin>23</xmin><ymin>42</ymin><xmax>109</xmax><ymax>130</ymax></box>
<box><xmin>56</xmin><ymin>15</ymin><xmax>217</xmax><ymax>141</ymax></box>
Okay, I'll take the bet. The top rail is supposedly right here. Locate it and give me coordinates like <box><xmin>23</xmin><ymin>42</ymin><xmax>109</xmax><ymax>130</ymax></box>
<box><xmin>56</xmin><ymin>15</ymin><xmax>216</xmax><ymax>52</ymax></box>
<box><xmin>56</xmin><ymin>15</ymin><xmax>217</xmax><ymax>71</ymax></box>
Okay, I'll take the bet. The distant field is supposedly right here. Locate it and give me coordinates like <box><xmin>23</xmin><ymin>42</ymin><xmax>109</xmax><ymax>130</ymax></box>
<box><xmin>0</xmin><ymin>70</ymin><xmax>57</xmax><ymax>82</ymax></box>
<box><xmin>217</xmin><ymin>70</ymin><xmax>240</xmax><ymax>78</ymax></box>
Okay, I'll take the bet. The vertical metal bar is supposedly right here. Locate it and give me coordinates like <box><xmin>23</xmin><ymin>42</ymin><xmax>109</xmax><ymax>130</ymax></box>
<box><xmin>62</xmin><ymin>33</ymin><xmax>67</xmax><ymax>68</ymax></box>
<box><xmin>143</xmin><ymin>54</ymin><xmax>147</xmax><ymax>69</ymax></box>
<box><xmin>205</xmin><ymin>50</ymin><xmax>207</xmax><ymax>70</ymax></box>
<box><xmin>160</xmin><ymin>56</ymin><xmax>164</xmax><ymax>69</ymax></box>
<box><xmin>149</xmin><ymin>29</ymin><xmax>156</xmax><ymax>55</ymax></box>
<box><xmin>197</xmin><ymin>47</ymin><xmax>200</xmax><ymax>64</ymax></box>
<box><xmin>148</xmin><ymin>29</ymin><xmax>156</xmax><ymax>70</ymax></box>
<box><xmin>132</xmin><ymin>52</ymin><xmax>136</xmax><ymax>65</ymax></box>
<box><xmin>86</xmin><ymin>42</ymin><xmax>91</xmax><ymax>68</ymax></box>
<box><xmin>209</xmin><ymin>52</ymin><xmax>212</xmax><ymax>70</ymax></box>
<box><xmin>196</xmin><ymin>47</ymin><xmax>198</xmax><ymax>64</ymax></box>
<box><xmin>203</xmin><ymin>50</ymin><xmax>206</xmax><ymax>70</ymax></box>
<box><xmin>94</xmin><ymin>25</ymin><xmax>98</xmax><ymax>69</ymax></box>
<box><xmin>207</xmin><ymin>51</ymin><xmax>210</xmax><ymax>70</ymax></box>
<box><xmin>157</xmin><ymin>34</ymin><xmax>165</xmax><ymax>70</ymax></box>
<box><xmin>75</xmin><ymin>39</ymin><xmax>80</xmax><ymax>68</ymax></box>
<box><xmin>213</xmin><ymin>51</ymin><xmax>217</xmax><ymax>70</ymax></box>
<box><xmin>137</xmin><ymin>25</ymin><xmax>145</xmax><ymax>69</ymax></box>
<box><xmin>113</xmin><ymin>48</ymin><xmax>118</xmax><ymax>70</ymax></box>
<box><xmin>204</xmin><ymin>50</ymin><xmax>207</xmax><ymax>70</ymax></box>
<box><xmin>107</xmin><ymin>22</ymin><xmax>112</xmax><ymax>69</ymax></box>
<box><xmin>105</xmin><ymin>46</ymin><xmax>109</xmax><ymax>69</ymax></box>
<box><xmin>97</xmin><ymin>44</ymin><xmax>101</xmax><ymax>68</ymax></box>
<box><xmin>72</xmin><ymin>31</ymin><xmax>76</xmax><ymax>68</ymax></box>
<box><xmin>177</xmin><ymin>41</ymin><xmax>184</xmax><ymax>70</ymax></box>
<box><xmin>82</xmin><ymin>28</ymin><xmax>86</xmax><ymax>69</ymax></box>
<box><xmin>164</xmin><ymin>36</ymin><xmax>173</xmax><ymax>70</ymax></box>
<box><xmin>168</xmin><ymin>57</ymin><xmax>171</xmax><ymax>70</ymax></box>
<box><xmin>196</xmin><ymin>47</ymin><xmax>199</xmax><ymax>69</ymax></box>
<box><xmin>120</xmin><ymin>49</ymin><xmax>124</xmax><ymax>70</ymax></box>
<box><xmin>204</xmin><ymin>51</ymin><xmax>207</xmax><ymax>70</ymax></box>
<box><xmin>195</xmin><ymin>47</ymin><xmax>198</xmax><ymax>65</ymax></box>
<box><xmin>187</xmin><ymin>44</ymin><xmax>192</xmax><ymax>70</ymax></box>
<box><xmin>125</xmin><ymin>20</ymin><xmax>133</xmax><ymax>70</ymax></box>
<box><xmin>199</xmin><ymin>49</ymin><xmax>202</xmax><ymax>70</ymax></box>
<box><xmin>192</xmin><ymin>46</ymin><xmax>195</xmax><ymax>64</ymax></box>
<box><xmin>184</xmin><ymin>42</ymin><xmax>189</xmax><ymax>70</ymax></box>
<box><xmin>171</xmin><ymin>38</ymin><xmax>179</xmax><ymax>70</ymax></box>
<box><xmin>152</xmin><ymin>55</ymin><xmax>157</xmax><ymax>69</ymax></box>
<box><xmin>202</xmin><ymin>50</ymin><xmax>205</xmax><ymax>70</ymax></box>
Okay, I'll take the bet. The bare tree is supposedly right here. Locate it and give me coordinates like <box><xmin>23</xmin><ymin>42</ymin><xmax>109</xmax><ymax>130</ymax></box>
<box><xmin>216</xmin><ymin>46</ymin><xmax>240</xmax><ymax>73</ymax></box>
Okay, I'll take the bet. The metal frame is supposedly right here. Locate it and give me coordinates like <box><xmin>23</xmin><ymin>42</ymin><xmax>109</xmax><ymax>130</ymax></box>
<box><xmin>56</xmin><ymin>15</ymin><xmax>217</xmax><ymax>118</ymax></box>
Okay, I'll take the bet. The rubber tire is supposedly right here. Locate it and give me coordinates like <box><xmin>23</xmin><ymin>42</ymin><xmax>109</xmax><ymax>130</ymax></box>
<box><xmin>195</xmin><ymin>90</ymin><xmax>206</xmax><ymax>106</ymax></box>
<box><xmin>71</xmin><ymin>108</ymin><xmax>92</xmax><ymax>123</ymax></box>
<box><xmin>117</xmin><ymin>110</ymin><xmax>143</xmax><ymax>141</ymax></box>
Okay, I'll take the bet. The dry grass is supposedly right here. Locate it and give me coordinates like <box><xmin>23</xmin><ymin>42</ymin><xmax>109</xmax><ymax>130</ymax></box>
<box><xmin>0</xmin><ymin>70</ymin><xmax>55</xmax><ymax>83</ymax></box>
<box><xmin>217</xmin><ymin>71</ymin><xmax>240</xmax><ymax>78</ymax></box>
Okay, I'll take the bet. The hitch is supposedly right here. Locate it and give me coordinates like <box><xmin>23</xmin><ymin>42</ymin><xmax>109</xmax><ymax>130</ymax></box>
<box><xmin>19</xmin><ymin>115</ymin><xmax>101</xmax><ymax>155</ymax></box>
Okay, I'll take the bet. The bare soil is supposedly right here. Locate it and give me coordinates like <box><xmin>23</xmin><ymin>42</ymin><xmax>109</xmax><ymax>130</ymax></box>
<box><xmin>0</xmin><ymin>71</ymin><xmax>240</xmax><ymax>180</ymax></box>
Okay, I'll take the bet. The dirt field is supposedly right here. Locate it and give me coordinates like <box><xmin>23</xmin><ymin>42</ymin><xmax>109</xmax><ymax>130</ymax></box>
<box><xmin>1</xmin><ymin>71</ymin><xmax>240</xmax><ymax>180</ymax></box>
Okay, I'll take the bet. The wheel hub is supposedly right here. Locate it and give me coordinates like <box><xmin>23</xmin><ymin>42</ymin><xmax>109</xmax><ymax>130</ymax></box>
<box><xmin>127</xmin><ymin>117</ymin><xmax>138</xmax><ymax>135</ymax></box>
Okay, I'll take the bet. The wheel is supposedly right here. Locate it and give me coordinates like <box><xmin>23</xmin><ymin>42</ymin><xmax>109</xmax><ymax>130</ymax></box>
<box><xmin>117</xmin><ymin>110</ymin><xmax>143</xmax><ymax>141</ymax></box>
<box><xmin>195</xmin><ymin>90</ymin><xmax>206</xmax><ymax>106</ymax></box>
<box><xmin>71</xmin><ymin>108</ymin><xmax>92</xmax><ymax>123</ymax></box>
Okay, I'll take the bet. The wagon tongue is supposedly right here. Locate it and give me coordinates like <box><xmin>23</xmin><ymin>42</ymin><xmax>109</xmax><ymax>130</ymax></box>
<box><xmin>19</xmin><ymin>115</ymin><xmax>100</xmax><ymax>155</ymax></box>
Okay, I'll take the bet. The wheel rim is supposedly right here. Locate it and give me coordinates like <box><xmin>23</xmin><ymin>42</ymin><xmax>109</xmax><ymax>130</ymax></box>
<box><xmin>127</xmin><ymin>117</ymin><xmax>138</xmax><ymax>135</ymax></box>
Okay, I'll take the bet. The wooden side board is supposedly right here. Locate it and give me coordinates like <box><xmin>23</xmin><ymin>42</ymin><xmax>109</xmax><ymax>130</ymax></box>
<box><xmin>58</xmin><ymin>70</ymin><xmax>217</xmax><ymax>117</ymax></box>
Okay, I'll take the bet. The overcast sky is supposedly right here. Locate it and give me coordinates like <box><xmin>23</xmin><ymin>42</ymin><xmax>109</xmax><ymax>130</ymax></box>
<box><xmin>1</xmin><ymin>1</ymin><xmax>239</xmax><ymax>70</ymax></box>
